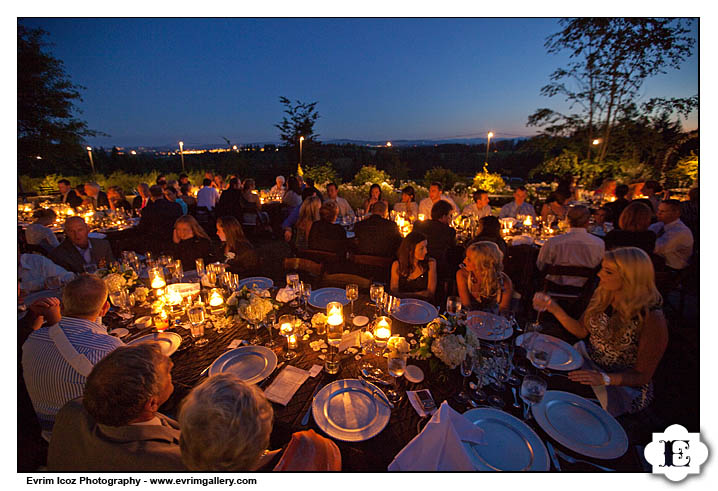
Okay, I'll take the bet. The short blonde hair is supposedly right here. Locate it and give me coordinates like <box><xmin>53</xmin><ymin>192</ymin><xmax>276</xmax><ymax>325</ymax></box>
<box><xmin>179</xmin><ymin>374</ymin><xmax>273</xmax><ymax>471</ymax></box>
<box><xmin>62</xmin><ymin>274</ymin><xmax>108</xmax><ymax>317</ymax></box>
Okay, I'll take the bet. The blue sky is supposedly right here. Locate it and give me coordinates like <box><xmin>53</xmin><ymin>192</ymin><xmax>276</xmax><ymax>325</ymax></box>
<box><xmin>19</xmin><ymin>17</ymin><xmax>699</xmax><ymax>148</ymax></box>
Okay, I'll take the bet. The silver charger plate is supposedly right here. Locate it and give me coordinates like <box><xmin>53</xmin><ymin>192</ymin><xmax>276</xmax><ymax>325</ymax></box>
<box><xmin>515</xmin><ymin>334</ymin><xmax>583</xmax><ymax>371</ymax></box>
<box><xmin>238</xmin><ymin>277</ymin><xmax>274</xmax><ymax>290</ymax></box>
<box><xmin>207</xmin><ymin>346</ymin><xmax>278</xmax><ymax>385</ymax></box>
<box><xmin>308</xmin><ymin>288</ymin><xmax>349</xmax><ymax>309</ymax></box>
<box><xmin>463</xmin><ymin>408</ymin><xmax>550</xmax><ymax>471</ymax></box>
<box><xmin>390</xmin><ymin>298</ymin><xmax>438</xmax><ymax>325</ymax></box>
<box><xmin>128</xmin><ymin>332</ymin><xmax>182</xmax><ymax>356</ymax></box>
<box><xmin>312</xmin><ymin>379</ymin><xmax>391</xmax><ymax>442</ymax></box>
<box><xmin>466</xmin><ymin>311</ymin><xmax>513</xmax><ymax>341</ymax></box>
<box><xmin>532</xmin><ymin>391</ymin><xmax>628</xmax><ymax>459</ymax></box>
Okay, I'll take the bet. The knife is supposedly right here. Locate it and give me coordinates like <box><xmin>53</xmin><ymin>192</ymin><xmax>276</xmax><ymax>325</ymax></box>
<box><xmin>301</xmin><ymin>378</ymin><xmax>324</xmax><ymax>426</ymax></box>
<box><xmin>546</xmin><ymin>441</ymin><xmax>562</xmax><ymax>471</ymax></box>
<box><xmin>359</xmin><ymin>378</ymin><xmax>394</xmax><ymax>409</ymax></box>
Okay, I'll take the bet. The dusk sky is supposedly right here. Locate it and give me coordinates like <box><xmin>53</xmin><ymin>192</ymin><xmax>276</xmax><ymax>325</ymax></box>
<box><xmin>19</xmin><ymin>17</ymin><xmax>699</xmax><ymax>149</ymax></box>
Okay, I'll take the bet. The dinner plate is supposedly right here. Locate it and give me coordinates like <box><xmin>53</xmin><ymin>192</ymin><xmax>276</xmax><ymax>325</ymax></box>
<box><xmin>463</xmin><ymin>408</ymin><xmax>550</xmax><ymax>471</ymax></box>
<box><xmin>312</xmin><ymin>379</ymin><xmax>391</xmax><ymax>442</ymax></box>
<box><xmin>238</xmin><ymin>277</ymin><xmax>274</xmax><ymax>290</ymax></box>
<box><xmin>514</xmin><ymin>334</ymin><xmax>583</xmax><ymax>371</ymax></box>
<box><xmin>466</xmin><ymin>311</ymin><xmax>513</xmax><ymax>341</ymax></box>
<box><xmin>128</xmin><ymin>332</ymin><xmax>182</xmax><ymax>356</ymax></box>
<box><xmin>207</xmin><ymin>346</ymin><xmax>278</xmax><ymax>385</ymax></box>
<box><xmin>109</xmin><ymin>327</ymin><xmax>129</xmax><ymax>338</ymax></box>
<box><xmin>532</xmin><ymin>391</ymin><xmax>628</xmax><ymax>459</ymax></box>
<box><xmin>390</xmin><ymin>298</ymin><xmax>438</xmax><ymax>325</ymax></box>
<box><xmin>308</xmin><ymin>288</ymin><xmax>349</xmax><ymax>309</ymax></box>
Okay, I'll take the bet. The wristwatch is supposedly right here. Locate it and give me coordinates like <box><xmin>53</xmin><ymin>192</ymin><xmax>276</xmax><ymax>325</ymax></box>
<box><xmin>600</xmin><ymin>371</ymin><xmax>611</xmax><ymax>386</ymax></box>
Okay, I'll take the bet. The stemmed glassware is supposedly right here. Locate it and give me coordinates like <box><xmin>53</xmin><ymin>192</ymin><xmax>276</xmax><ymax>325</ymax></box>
<box><xmin>369</xmin><ymin>283</ymin><xmax>384</xmax><ymax>317</ymax></box>
<box><xmin>245</xmin><ymin>304</ymin><xmax>263</xmax><ymax>345</ymax></box>
<box><xmin>519</xmin><ymin>375</ymin><xmax>547</xmax><ymax>420</ymax></box>
<box><xmin>187</xmin><ymin>303</ymin><xmax>208</xmax><ymax>346</ymax></box>
<box><xmin>109</xmin><ymin>290</ymin><xmax>134</xmax><ymax>321</ymax></box>
<box><xmin>299</xmin><ymin>281</ymin><xmax>311</xmax><ymax>320</ymax></box>
<box><xmin>286</xmin><ymin>273</ymin><xmax>300</xmax><ymax>308</ymax></box>
<box><xmin>471</xmin><ymin>357</ymin><xmax>488</xmax><ymax>402</ymax></box>
<box><xmin>386</xmin><ymin>351</ymin><xmax>407</xmax><ymax>404</ymax></box>
<box><xmin>456</xmin><ymin>353</ymin><xmax>474</xmax><ymax>404</ymax></box>
<box><xmin>446</xmin><ymin>296</ymin><xmax>462</xmax><ymax>317</ymax></box>
<box><xmin>345</xmin><ymin>283</ymin><xmax>359</xmax><ymax>319</ymax></box>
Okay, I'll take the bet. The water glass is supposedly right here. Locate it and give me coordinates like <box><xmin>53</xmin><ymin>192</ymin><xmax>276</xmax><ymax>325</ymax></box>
<box><xmin>195</xmin><ymin>258</ymin><xmax>205</xmax><ymax>275</ymax></box>
<box><xmin>369</xmin><ymin>283</ymin><xmax>384</xmax><ymax>316</ymax></box>
<box><xmin>456</xmin><ymin>353</ymin><xmax>473</xmax><ymax>404</ymax></box>
<box><xmin>265</xmin><ymin>311</ymin><xmax>277</xmax><ymax>348</ymax></box>
<box><xmin>520</xmin><ymin>375</ymin><xmax>547</xmax><ymax>420</ymax></box>
<box><xmin>446</xmin><ymin>296</ymin><xmax>462</xmax><ymax>316</ymax></box>
<box><xmin>386</xmin><ymin>352</ymin><xmax>407</xmax><ymax>403</ymax></box>
<box><xmin>188</xmin><ymin>304</ymin><xmax>208</xmax><ymax>346</ymax></box>
<box><xmin>286</xmin><ymin>273</ymin><xmax>300</xmax><ymax>307</ymax></box>
<box><xmin>324</xmin><ymin>347</ymin><xmax>340</xmax><ymax>375</ymax></box>
<box><xmin>345</xmin><ymin>283</ymin><xmax>359</xmax><ymax>318</ymax></box>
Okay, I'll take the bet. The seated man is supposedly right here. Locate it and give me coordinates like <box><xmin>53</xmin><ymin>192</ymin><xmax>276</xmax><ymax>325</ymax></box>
<box><xmin>25</xmin><ymin>208</ymin><xmax>60</xmax><ymax>252</ymax></box>
<box><xmin>413</xmin><ymin>200</ymin><xmax>457</xmax><ymax>281</ymax></box>
<box><xmin>536</xmin><ymin>205</ymin><xmax>605</xmax><ymax>287</ymax></box>
<box><xmin>325</xmin><ymin>182</ymin><xmax>355</xmax><ymax>219</ymax></box>
<box><xmin>307</xmin><ymin>201</ymin><xmax>348</xmax><ymax>256</ymax></box>
<box><xmin>137</xmin><ymin>185</ymin><xmax>183</xmax><ymax>252</ymax></box>
<box><xmin>418</xmin><ymin>182</ymin><xmax>459</xmax><ymax>218</ymax></box>
<box><xmin>57</xmin><ymin>179</ymin><xmax>83</xmax><ymax>208</ymax></box>
<box><xmin>462</xmin><ymin>189</ymin><xmax>492</xmax><ymax>219</ymax></box>
<box><xmin>22</xmin><ymin>274</ymin><xmax>124</xmax><ymax>440</ymax></box>
<box><xmin>179</xmin><ymin>373</ymin><xmax>340</xmax><ymax>471</ymax></box>
<box><xmin>648</xmin><ymin>199</ymin><xmax>694</xmax><ymax>271</ymax></box>
<box><xmin>47</xmin><ymin>343</ymin><xmax>183</xmax><ymax>471</ymax></box>
<box><xmin>49</xmin><ymin>216</ymin><xmax>114</xmax><ymax>273</ymax></box>
<box><xmin>499</xmin><ymin>186</ymin><xmax>537</xmax><ymax>219</ymax></box>
<box><xmin>19</xmin><ymin>250</ymin><xmax>75</xmax><ymax>293</ymax></box>
<box><xmin>196</xmin><ymin>178</ymin><xmax>220</xmax><ymax>211</ymax></box>
<box><xmin>83</xmin><ymin>182</ymin><xmax>110</xmax><ymax>209</ymax></box>
<box><xmin>353</xmin><ymin>201</ymin><xmax>402</xmax><ymax>257</ymax></box>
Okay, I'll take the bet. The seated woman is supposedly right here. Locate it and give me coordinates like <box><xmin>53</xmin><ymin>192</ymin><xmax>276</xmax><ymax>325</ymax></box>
<box><xmin>294</xmin><ymin>196</ymin><xmax>321</xmax><ymax>250</ymax></box>
<box><xmin>533</xmin><ymin>247</ymin><xmax>668</xmax><ymax>417</ymax></box>
<box><xmin>179</xmin><ymin>373</ymin><xmax>341</xmax><ymax>471</ymax></box>
<box><xmin>26</xmin><ymin>208</ymin><xmax>60</xmax><ymax>252</ymax></box>
<box><xmin>307</xmin><ymin>201</ymin><xmax>348</xmax><ymax>256</ymax></box>
<box><xmin>107</xmin><ymin>186</ymin><xmax>132</xmax><ymax>212</ymax></box>
<box><xmin>215</xmin><ymin>216</ymin><xmax>260</xmax><ymax>277</ymax></box>
<box><xmin>392</xmin><ymin>186</ymin><xmax>418</xmax><ymax>220</ymax></box>
<box><xmin>269</xmin><ymin>175</ymin><xmax>286</xmax><ymax>197</ymax></box>
<box><xmin>282</xmin><ymin>177</ymin><xmax>303</xmax><ymax>209</ymax></box>
<box><xmin>362</xmin><ymin>183</ymin><xmax>389</xmax><ymax>215</ymax></box>
<box><xmin>241</xmin><ymin>178</ymin><xmax>270</xmax><ymax>225</ymax></box>
<box><xmin>604</xmin><ymin>202</ymin><xmax>656</xmax><ymax>256</ymax></box>
<box><xmin>540</xmin><ymin>191</ymin><xmax>568</xmax><ymax>224</ymax></box>
<box><xmin>456</xmin><ymin>241</ymin><xmax>512</xmax><ymax>313</ymax></box>
<box><xmin>164</xmin><ymin>186</ymin><xmax>188</xmax><ymax>215</ymax></box>
<box><xmin>171</xmin><ymin>215</ymin><xmax>212</xmax><ymax>271</ymax></box>
<box><xmin>467</xmin><ymin>216</ymin><xmax>507</xmax><ymax>255</ymax></box>
<box><xmin>390</xmin><ymin>231</ymin><xmax>437</xmax><ymax>302</ymax></box>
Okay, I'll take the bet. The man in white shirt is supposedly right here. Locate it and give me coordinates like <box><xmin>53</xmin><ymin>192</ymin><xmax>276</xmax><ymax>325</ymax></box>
<box><xmin>499</xmin><ymin>186</ymin><xmax>537</xmax><ymax>218</ymax></box>
<box><xmin>22</xmin><ymin>274</ymin><xmax>124</xmax><ymax>440</ymax></box>
<box><xmin>325</xmin><ymin>182</ymin><xmax>355</xmax><ymax>219</ymax></box>
<box><xmin>18</xmin><ymin>252</ymin><xmax>75</xmax><ymax>293</ymax></box>
<box><xmin>648</xmin><ymin>199</ymin><xmax>694</xmax><ymax>270</ymax></box>
<box><xmin>418</xmin><ymin>182</ymin><xmax>459</xmax><ymax>217</ymax></box>
<box><xmin>462</xmin><ymin>189</ymin><xmax>492</xmax><ymax>219</ymax></box>
<box><xmin>196</xmin><ymin>178</ymin><xmax>220</xmax><ymax>210</ymax></box>
<box><xmin>537</xmin><ymin>205</ymin><xmax>605</xmax><ymax>287</ymax></box>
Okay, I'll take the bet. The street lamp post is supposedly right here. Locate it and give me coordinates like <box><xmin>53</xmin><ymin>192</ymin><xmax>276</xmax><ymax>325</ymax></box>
<box><xmin>179</xmin><ymin>141</ymin><xmax>185</xmax><ymax>172</ymax></box>
<box><xmin>86</xmin><ymin>146</ymin><xmax>95</xmax><ymax>174</ymax></box>
<box><xmin>485</xmin><ymin>132</ymin><xmax>494</xmax><ymax>164</ymax></box>
<box><xmin>299</xmin><ymin>136</ymin><xmax>305</xmax><ymax>167</ymax></box>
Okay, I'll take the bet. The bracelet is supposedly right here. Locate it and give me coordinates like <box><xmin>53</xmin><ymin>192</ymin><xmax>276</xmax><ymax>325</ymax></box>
<box><xmin>600</xmin><ymin>371</ymin><xmax>611</xmax><ymax>386</ymax></box>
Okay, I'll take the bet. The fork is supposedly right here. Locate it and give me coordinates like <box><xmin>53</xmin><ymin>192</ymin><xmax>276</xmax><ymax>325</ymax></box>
<box><xmin>552</xmin><ymin>447</ymin><xmax>615</xmax><ymax>471</ymax></box>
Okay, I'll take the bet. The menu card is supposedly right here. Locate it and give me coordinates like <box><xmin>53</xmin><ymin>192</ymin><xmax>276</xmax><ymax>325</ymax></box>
<box><xmin>264</xmin><ymin>366</ymin><xmax>310</xmax><ymax>406</ymax></box>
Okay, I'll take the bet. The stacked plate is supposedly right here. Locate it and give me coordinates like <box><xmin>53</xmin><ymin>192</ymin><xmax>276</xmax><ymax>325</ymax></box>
<box><xmin>308</xmin><ymin>288</ymin><xmax>349</xmax><ymax>309</ymax></box>
<box><xmin>514</xmin><ymin>334</ymin><xmax>583</xmax><ymax>371</ymax></box>
<box><xmin>391</xmin><ymin>299</ymin><xmax>437</xmax><ymax>325</ymax></box>
<box><xmin>207</xmin><ymin>346</ymin><xmax>278</xmax><ymax>385</ymax></box>
<box><xmin>128</xmin><ymin>332</ymin><xmax>182</xmax><ymax>356</ymax></box>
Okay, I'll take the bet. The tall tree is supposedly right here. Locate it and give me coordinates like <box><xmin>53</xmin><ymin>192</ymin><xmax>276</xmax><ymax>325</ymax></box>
<box><xmin>274</xmin><ymin>97</ymin><xmax>320</xmax><ymax>166</ymax></box>
<box><xmin>18</xmin><ymin>24</ymin><xmax>104</xmax><ymax>174</ymax></box>
<box><xmin>528</xmin><ymin>18</ymin><xmax>696</xmax><ymax>163</ymax></box>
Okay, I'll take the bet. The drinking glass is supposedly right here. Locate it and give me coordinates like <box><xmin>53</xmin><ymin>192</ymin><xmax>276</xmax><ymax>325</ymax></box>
<box><xmin>519</xmin><ymin>375</ymin><xmax>547</xmax><ymax>420</ymax></box>
<box><xmin>83</xmin><ymin>263</ymin><xmax>98</xmax><ymax>275</ymax></box>
<box><xmin>471</xmin><ymin>357</ymin><xmax>488</xmax><ymax>402</ymax></box>
<box><xmin>345</xmin><ymin>283</ymin><xmax>359</xmax><ymax>318</ymax></box>
<box><xmin>455</xmin><ymin>353</ymin><xmax>473</xmax><ymax>404</ymax></box>
<box><xmin>264</xmin><ymin>311</ymin><xmax>277</xmax><ymax>348</ymax></box>
<box><xmin>446</xmin><ymin>296</ymin><xmax>462</xmax><ymax>316</ymax></box>
<box><xmin>188</xmin><ymin>304</ymin><xmax>208</xmax><ymax>346</ymax></box>
<box><xmin>286</xmin><ymin>273</ymin><xmax>300</xmax><ymax>307</ymax></box>
<box><xmin>245</xmin><ymin>304</ymin><xmax>262</xmax><ymax>345</ymax></box>
<box><xmin>299</xmin><ymin>281</ymin><xmax>311</xmax><ymax>320</ymax></box>
<box><xmin>369</xmin><ymin>283</ymin><xmax>384</xmax><ymax>317</ymax></box>
<box><xmin>386</xmin><ymin>352</ymin><xmax>407</xmax><ymax>404</ymax></box>
<box><xmin>360</xmin><ymin>331</ymin><xmax>376</xmax><ymax>370</ymax></box>
<box><xmin>279</xmin><ymin>314</ymin><xmax>297</xmax><ymax>360</ymax></box>
<box><xmin>195</xmin><ymin>258</ymin><xmax>205</xmax><ymax>276</ymax></box>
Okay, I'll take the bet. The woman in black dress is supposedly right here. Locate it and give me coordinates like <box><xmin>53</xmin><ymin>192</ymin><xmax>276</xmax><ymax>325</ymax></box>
<box><xmin>215</xmin><ymin>216</ymin><xmax>260</xmax><ymax>277</ymax></box>
<box><xmin>171</xmin><ymin>215</ymin><xmax>212</xmax><ymax>271</ymax></box>
<box><xmin>604</xmin><ymin>202</ymin><xmax>656</xmax><ymax>256</ymax></box>
<box><xmin>390</xmin><ymin>231</ymin><xmax>437</xmax><ymax>302</ymax></box>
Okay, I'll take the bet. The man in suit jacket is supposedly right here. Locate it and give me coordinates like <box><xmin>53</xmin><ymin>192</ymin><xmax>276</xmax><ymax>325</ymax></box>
<box><xmin>132</xmin><ymin>183</ymin><xmax>151</xmax><ymax>211</ymax></box>
<box><xmin>47</xmin><ymin>343</ymin><xmax>184</xmax><ymax>471</ymax></box>
<box><xmin>214</xmin><ymin>177</ymin><xmax>243</xmax><ymax>220</ymax></box>
<box><xmin>137</xmin><ymin>185</ymin><xmax>183</xmax><ymax>253</ymax></box>
<box><xmin>84</xmin><ymin>182</ymin><xmax>110</xmax><ymax>209</ymax></box>
<box><xmin>49</xmin><ymin>217</ymin><xmax>114</xmax><ymax>273</ymax></box>
<box><xmin>353</xmin><ymin>201</ymin><xmax>401</xmax><ymax>257</ymax></box>
<box><xmin>57</xmin><ymin>179</ymin><xmax>83</xmax><ymax>208</ymax></box>
<box><xmin>413</xmin><ymin>199</ymin><xmax>457</xmax><ymax>281</ymax></box>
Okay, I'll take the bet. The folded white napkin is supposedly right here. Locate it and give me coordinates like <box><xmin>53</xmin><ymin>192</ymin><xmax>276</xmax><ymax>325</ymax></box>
<box><xmin>509</xmin><ymin>235</ymin><xmax>534</xmax><ymax>246</ymax></box>
<box><xmin>388</xmin><ymin>401</ymin><xmax>486</xmax><ymax>471</ymax></box>
<box><xmin>275</xmin><ymin>287</ymin><xmax>297</xmax><ymax>303</ymax></box>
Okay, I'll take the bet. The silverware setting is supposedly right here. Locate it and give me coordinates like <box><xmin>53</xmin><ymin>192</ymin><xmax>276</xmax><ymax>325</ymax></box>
<box><xmin>301</xmin><ymin>378</ymin><xmax>324</xmax><ymax>426</ymax></box>
<box><xmin>545</xmin><ymin>441</ymin><xmax>562</xmax><ymax>471</ymax></box>
<box><xmin>511</xmin><ymin>387</ymin><xmax>521</xmax><ymax>409</ymax></box>
<box><xmin>551</xmin><ymin>444</ymin><xmax>615</xmax><ymax>471</ymax></box>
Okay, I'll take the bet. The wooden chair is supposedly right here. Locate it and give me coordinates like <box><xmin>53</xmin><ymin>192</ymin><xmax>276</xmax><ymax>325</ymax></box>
<box><xmin>283</xmin><ymin>257</ymin><xmax>323</xmax><ymax>287</ymax></box>
<box><xmin>320</xmin><ymin>272</ymin><xmax>372</xmax><ymax>290</ymax></box>
<box><xmin>348</xmin><ymin>253</ymin><xmax>394</xmax><ymax>284</ymax></box>
<box><xmin>504</xmin><ymin>244</ymin><xmax>540</xmax><ymax>318</ymax></box>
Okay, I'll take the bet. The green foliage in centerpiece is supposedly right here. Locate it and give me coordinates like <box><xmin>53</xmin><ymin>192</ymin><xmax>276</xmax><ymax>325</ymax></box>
<box><xmin>226</xmin><ymin>286</ymin><xmax>280</xmax><ymax>323</ymax></box>
<box><xmin>411</xmin><ymin>315</ymin><xmax>481</xmax><ymax>370</ymax></box>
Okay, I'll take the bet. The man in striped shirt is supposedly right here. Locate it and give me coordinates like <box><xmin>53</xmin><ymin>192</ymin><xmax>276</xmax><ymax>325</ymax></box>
<box><xmin>22</xmin><ymin>274</ymin><xmax>124</xmax><ymax>441</ymax></box>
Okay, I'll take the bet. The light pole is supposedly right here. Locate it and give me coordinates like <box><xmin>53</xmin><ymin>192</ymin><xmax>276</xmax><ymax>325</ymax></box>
<box><xmin>86</xmin><ymin>146</ymin><xmax>95</xmax><ymax>174</ymax></box>
<box><xmin>485</xmin><ymin>132</ymin><xmax>494</xmax><ymax>164</ymax></box>
<box><xmin>179</xmin><ymin>141</ymin><xmax>185</xmax><ymax>172</ymax></box>
<box><xmin>299</xmin><ymin>136</ymin><xmax>305</xmax><ymax>167</ymax></box>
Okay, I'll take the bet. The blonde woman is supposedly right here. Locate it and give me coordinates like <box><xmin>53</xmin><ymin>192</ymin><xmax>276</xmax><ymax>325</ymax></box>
<box><xmin>295</xmin><ymin>196</ymin><xmax>321</xmax><ymax>249</ymax></box>
<box><xmin>533</xmin><ymin>247</ymin><xmax>667</xmax><ymax>416</ymax></box>
<box><xmin>456</xmin><ymin>241</ymin><xmax>512</xmax><ymax>313</ymax></box>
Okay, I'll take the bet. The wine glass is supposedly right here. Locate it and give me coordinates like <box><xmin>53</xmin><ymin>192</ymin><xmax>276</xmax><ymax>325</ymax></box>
<box><xmin>446</xmin><ymin>296</ymin><xmax>462</xmax><ymax>316</ymax></box>
<box><xmin>345</xmin><ymin>283</ymin><xmax>359</xmax><ymax>319</ymax></box>
<box><xmin>471</xmin><ymin>357</ymin><xmax>488</xmax><ymax>402</ymax></box>
<box><xmin>188</xmin><ymin>303</ymin><xmax>208</xmax><ymax>346</ymax></box>
<box><xmin>359</xmin><ymin>331</ymin><xmax>376</xmax><ymax>370</ymax></box>
<box><xmin>455</xmin><ymin>353</ymin><xmax>474</xmax><ymax>404</ymax></box>
<box><xmin>264</xmin><ymin>311</ymin><xmax>277</xmax><ymax>348</ymax></box>
<box><xmin>519</xmin><ymin>375</ymin><xmax>547</xmax><ymax>420</ymax></box>
<box><xmin>245</xmin><ymin>304</ymin><xmax>262</xmax><ymax>345</ymax></box>
<box><xmin>286</xmin><ymin>273</ymin><xmax>300</xmax><ymax>307</ymax></box>
<box><xmin>369</xmin><ymin>283</ymin><xmax>384</xmax><ymax>317</ymax></box>
<box><xmin>195</xmin><ymin>258</ymin><xmax>205</xmax><ymax>276</ymax></box>
<box><xmin>300</xmin><ymin>281</ymin><xmax>311</xmax><ymax>320</ymax></box>
<box><xmin>386</xmin><ymin>352</ymin><xmax>407</xmax><ymax>404</ymax></box>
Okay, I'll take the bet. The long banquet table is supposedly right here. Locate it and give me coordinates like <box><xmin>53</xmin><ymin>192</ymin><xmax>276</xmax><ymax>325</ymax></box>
<box><xmin>104</xmin><ymin>287</ymin><xmax>643</xmax><ymax>472</ymax></box>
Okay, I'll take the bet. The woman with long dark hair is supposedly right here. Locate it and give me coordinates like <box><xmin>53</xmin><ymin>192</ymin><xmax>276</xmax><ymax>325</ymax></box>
<box><xmin>363</xmin><ymin>184</ymin><xmax>389</xmax><ymax>215</ymax></box>
<box><xmin>390</xmin><ymin>231</ymin><xmax>437</xmax><ymax>302</ymax></box>
<box><xmin>215</xmin><ymin>216</ymin><xmax>259</xmax><ymax>277</ymax></box>
<box><xmin>172</xmin><ymin>215</ymin><xmax>212</xmax><ymax>271</ymax></box>
<box><xmin>393</xmin><ymin>186</ymin><xmax>418</xmax><ymax>219</ymax></box>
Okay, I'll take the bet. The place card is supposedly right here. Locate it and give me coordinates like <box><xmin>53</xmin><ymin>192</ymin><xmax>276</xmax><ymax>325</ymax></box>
<box><xmin>264</xmin><ymin>366</ymin><xmax>310</xmax><ymax>406</ymax></box>
<box><xmin>308</xmin><ymin>365</ymin><xmax>323</xmax><ymax>377</ymax></box>
<box><xmin>227</xmin><ymin>339</ymin><xmax>243</xmax><ymax>349</ymax></box>
<box><xmin>338</xmin><ymin>329</ymin><xmax>361</xmax><ymax>352</ymax></box>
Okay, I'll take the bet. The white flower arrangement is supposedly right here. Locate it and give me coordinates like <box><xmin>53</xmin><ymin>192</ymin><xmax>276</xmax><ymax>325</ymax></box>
<box><xmin>412</xmin><ymin>316</ymin><xmax>480</xmax><ymax>370</ymax></box>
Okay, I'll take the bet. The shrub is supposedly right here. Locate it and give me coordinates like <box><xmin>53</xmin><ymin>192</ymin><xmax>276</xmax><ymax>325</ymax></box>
<box><xmin>352</xmin><ymin>165</ymin><xmax>391</xmax><ymax>186</ymax></box>
<box><xmin>304</xmin><ymin>162</ymin><xmax>339</xmax><ymax>186</ymax></box>
<box><xmin>423</xmin><ymin>167</ymin><xmax>460</xmax><ymax>190</ymax></box>
<box><xmin>472</xmin><ymin>164</ymin><xmax>507</xmax><ymax>193</ymax></box>
<box><xmin>666</xmin><ymin>151</ymin><xmax>698</xmax><ymax>188</ymax></box>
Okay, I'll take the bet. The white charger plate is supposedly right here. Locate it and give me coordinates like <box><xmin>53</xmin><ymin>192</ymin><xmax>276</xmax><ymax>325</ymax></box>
<box><xmin>312</xmin><ymin>379</ymin><xmax>391</xmax><ymax>442</ymax></box>
<box><xmin>466</xmin><ymin>311</ymin><xmax>513</xmax><ymax>341</ymax></box>
<box><xmin>532</xmin><ymin>391</ymin><xmax>628</xmax><ymax>459</ymax></box>
<box><xmin>128</xmin><ymin>332</ymin><xmax>182</xmax><ymax>356</ymax></box>
<box><xmin>391</xmin><ymin>298</ymin><xmax>437</xmax><ymax>325</ymax></box>
<box><xmin>515</xmin><ymin>334</ymin><xmax>583</xmax><ymax>371</ymax></box>
<box><xmin>238</xmin><ymin>277</ymin><xmax>274</xmax><ymax>290</ymax></box>
<box><xmin>207</xmin><ymin>346</ymin><xmax>278</xmax><ymax>385</ymax></box>
<box><xmin>308</xmin><ymin>288</ymin><xmax>349</xmax><ymax>309</ymax></box>
<box><xmin>463</xmin><ymin>408</ymin><xmax>550</xmax><ymax>471</ymax></box>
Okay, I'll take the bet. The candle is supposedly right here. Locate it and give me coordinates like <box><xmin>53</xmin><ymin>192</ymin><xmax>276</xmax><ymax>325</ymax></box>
<box><xmin>523</xmin><ymin>215</ymin><xmax>533</xmax><ymax>227</ymax></box>
<box><xmin>287</xmin><ymin>334</ymin><xmax>298</xmax><ymax>349</ymax></box>
<box><xmin>209</xmin><ymin>291</ymin><xmax>224</xmax><ymax>307</ymax></box>
<box><xmin>155</xmin><ymin>311</ymin><xmax>169</xmax><ymax>331</ymax></box>
<box><xmin>418</xmin><ymin>213</ymin><xmax>426</xmax><ymax>221</ymax></box>
<box><xmin>374</xmin><ymin>316</ymin><xmax>392</xmax><ymax>348</ymax></box>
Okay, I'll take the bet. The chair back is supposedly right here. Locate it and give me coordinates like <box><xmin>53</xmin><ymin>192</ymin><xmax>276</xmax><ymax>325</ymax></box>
<box><xmin>283</xmin><ymin>257</ymin><xmax>323</xmax><ymax>286</ymax></box>
<box><xmin>348</xmin><ymin>253</ymin><xmax>394</xmax><ymax>284</ymax></box>
<box><xmin>320</xmin><ymin>272</ymin><xmax>372</xmax><ymax>290</ymax></box>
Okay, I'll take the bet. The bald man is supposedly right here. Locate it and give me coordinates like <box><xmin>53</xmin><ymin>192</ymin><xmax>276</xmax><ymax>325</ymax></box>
<box><xmin>49</xmin><ymin>217</ymin><xmax>114</xmax><ymax>273</ymax></box>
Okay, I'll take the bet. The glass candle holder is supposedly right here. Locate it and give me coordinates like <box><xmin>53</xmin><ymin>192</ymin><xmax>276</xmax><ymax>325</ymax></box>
<box><xmin>279</xmin><ymin>314</ymin><xmax>297</xmax><ymax>360</ymax></box>
<box><xmin>207</xmin><ymin>288</ymin><xmax>225</xmax><ymax>316</ymax></box>
<box><xmin>374</xmin><ymin>316</ymin><xmax>392</xmax><ymax>349</ymax></box>
<box><xmin>155</xmin><ymin>310</ymin><xmax>169</xmax><ymax>332</ymax></box>
<box><xmin>326</xmin><ymin>302</ymin><xmax>344</xmax><ymax>347</ymax></box>
<box><xmin>148</xmin><ymin>266</ymin><xmax>167</xmax><ymax>290</ymax></box>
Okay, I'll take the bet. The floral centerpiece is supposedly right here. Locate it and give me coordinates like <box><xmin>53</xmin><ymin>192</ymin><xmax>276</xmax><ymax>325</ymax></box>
<box><xmin>387</xmin><ymin>336</ymin><xmax>410</xmax><ymax>356</ymax></box>
<box><xmin>226</xmin><ymin>286</ymin><xmax>279</xmax><ymax>323</ymax></box>
<box><xmin>411</xmin><ymin>315</ymin><xmax>481</xmax><ymax>372</ymax></box>
<box><xmin>98</xmin><ymin>263</ymin><xmax>139</xmax><ymax>292</ymax></box>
